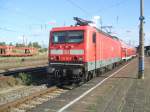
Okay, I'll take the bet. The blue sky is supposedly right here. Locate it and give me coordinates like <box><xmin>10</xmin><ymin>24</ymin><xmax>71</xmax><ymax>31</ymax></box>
<box><xmin>0</xmin><ymin>0</ymin><xmax>150</xmax><ymax>47</ymax></box>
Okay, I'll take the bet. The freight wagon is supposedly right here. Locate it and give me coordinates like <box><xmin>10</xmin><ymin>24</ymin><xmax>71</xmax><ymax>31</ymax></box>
<box><xmin>0</xmin><ymin>45</ymin><xmax>37</xmax><ymax>57</ymax></box>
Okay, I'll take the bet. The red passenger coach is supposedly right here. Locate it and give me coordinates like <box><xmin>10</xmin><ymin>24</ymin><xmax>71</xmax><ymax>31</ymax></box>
<box><xmin>120</xmin><ymin>41</ymin><xmax>136</xmax><ymax>60</ymax></box>
<box><xmin>48</xmin><ymin>17</ymin><xmax>136</xmax><ymax>84</ymax></box>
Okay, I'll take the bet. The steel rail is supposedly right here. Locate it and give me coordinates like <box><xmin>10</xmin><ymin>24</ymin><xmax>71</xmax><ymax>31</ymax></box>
<box><xmin>0</xmin><ymin>86</ymin><xmax>57</xmax><ymax>112</ymax></box>
<box><xmin>0</xmin><ymin>65</ymin><xmax>48</xmax><ymax>76</ymax></box>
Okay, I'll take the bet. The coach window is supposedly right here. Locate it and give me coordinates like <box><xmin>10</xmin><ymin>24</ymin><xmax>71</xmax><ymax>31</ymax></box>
<box><xmin>92</xmin><ymin>32</ymin><xmax>96</xmax><ymax>43</ymax></box>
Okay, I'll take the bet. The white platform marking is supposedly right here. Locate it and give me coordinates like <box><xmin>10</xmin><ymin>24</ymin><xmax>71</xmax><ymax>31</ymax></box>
<box><xmin>58</xmin><ymin>61</ymin><xmax>133</xmax><ymax>112</ymax></box>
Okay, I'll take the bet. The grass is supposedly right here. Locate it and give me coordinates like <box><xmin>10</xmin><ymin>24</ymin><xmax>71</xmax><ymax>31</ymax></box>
<box><xmin>0</xmin><ymin>53</ymin><xmax>47</xmax><ymax>61</ymax></box>
<box><xmin>0</xmin><ymin>53</ymin><xmax>48</xmax><ymax>70</ymax></box>
<box><xmin>17</xmin><ymin>73</ymin><xmax>32</xmax><ymax>85</ymax></box>
<box><xmin>87</xmin><ymin>104</ymin><xmax>97</xmax><ymax>112</ymax></box>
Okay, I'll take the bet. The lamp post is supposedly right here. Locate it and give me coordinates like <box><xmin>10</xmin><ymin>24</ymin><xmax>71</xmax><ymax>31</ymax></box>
<box><xmin>138</xmin><ymin>0</ymin><xmax>145</xmax><ymax>79</ymax></box>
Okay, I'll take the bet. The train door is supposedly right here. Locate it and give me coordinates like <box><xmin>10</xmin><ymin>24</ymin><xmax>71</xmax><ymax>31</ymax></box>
<box><xmin>0</xmin><ymin>48</ymin><xmax>5</xmax><ymax>55</ymax></box>
<box><xmin>25</xmin><ymin>49</ymin><xmax>30</xmax><ymax>54</ymax></box>
<box><xmin>122</xmin><ymin>48</ymin><xmax>127</xmax><ymax>60</ymax></box>
<box><xmin>0</xmin><ymin>48</ymin><xmax>2</xmax><ymax>54</ymax></box>
<box><xmin>92</xmin><ymin>32</ymin><xmax>96</xmax><ymax>75</ymax></box>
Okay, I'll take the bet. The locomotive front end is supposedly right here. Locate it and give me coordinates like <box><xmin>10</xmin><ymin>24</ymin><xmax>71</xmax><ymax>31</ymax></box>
<box><xmin>48</xmin><ymin>26</ymin><xmax>86</xmax><ymax>83</ymax></box>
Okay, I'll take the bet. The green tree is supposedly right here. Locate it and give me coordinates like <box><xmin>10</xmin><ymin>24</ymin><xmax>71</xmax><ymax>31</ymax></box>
<box><xmin>16</xmin><ymin>43</ymin><xmax>25</xmax><ymax>47</ymax></box>
<box><xmin>28</xmin><ymin>42</ymin><xmax>32</xmax><ymax>47</ymax></box>
<box><xmin>32</xmin><ymin>42</ymin><xmax>41</xmax><ymax>48</ymax></box>
<box><xmin>39</xmin><ymin>48</ymin><xmax>48</xmax><ymax>53</ymax></box>
<box><xmin>0</xmin><ymin>42</ymin><xmax>6</xmax><ymax>46</ymax></box>
<box><xmin>28</xmin><ymin>42</ymin><xmax>41</xmax><ymax>48</ymax></box>
<box><xmin>9</xmin><ymin>42</ymin><xmax>13</xmax><ymax>46</ymax></box>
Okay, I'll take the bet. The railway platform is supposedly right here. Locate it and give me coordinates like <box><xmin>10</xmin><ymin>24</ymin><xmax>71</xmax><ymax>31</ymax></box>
<box><xmin>30</xmin><ymin>57</ymin><xmax>150</xmax><ymax>112</ymax></box>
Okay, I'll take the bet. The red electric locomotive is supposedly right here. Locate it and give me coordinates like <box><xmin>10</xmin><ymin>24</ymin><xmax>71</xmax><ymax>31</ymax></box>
<box><xmin>48</xmin><ymin>17</ymin><xmax>136</xmax><ymax>84</ymax></box>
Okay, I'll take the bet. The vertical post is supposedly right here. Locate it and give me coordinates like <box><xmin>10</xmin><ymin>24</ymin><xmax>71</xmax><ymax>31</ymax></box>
<box><xmin>22</xmin><ymin>35</ymin><xmax>25</xmax><ymax>46</ymax></box>
<box><xmin>138</xmin><ymin>0</ymin><xmax>145</xmax><ymax>79</ymax></box>
<box><xmin>100</xmin><ymin>17</ymin><xmax>103</xmax><ymax>30</ymax></box>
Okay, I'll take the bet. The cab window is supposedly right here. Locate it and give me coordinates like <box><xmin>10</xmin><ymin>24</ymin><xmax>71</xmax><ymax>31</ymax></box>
<box><xmin>52</xmin><ymin>31</ymin><xmax>84</xmax><ymax>44</ymax></box>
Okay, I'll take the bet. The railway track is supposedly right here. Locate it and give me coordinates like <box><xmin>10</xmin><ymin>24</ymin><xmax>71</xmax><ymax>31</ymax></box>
<box><xmin>0</xmin><ymin>85</ymin><xmax>48</xmax><ymax>106</ymax></box>
<box><xmin>0</xmin><ymin>59</ymin><xmax>135</xmax><ymax>112</ymax></box>
<box><xmin>0</xmin><ymin>65</ymin><xmax>48</xmax><ymax>77</ymax></box>
<box><xmin>0</xmin><ymin>65</ymin><xmax>57</xmax><ymax>112</ymax></box>
<box><xmin>0</xmin><ymin>86</ymin><xmax>68</xmax><ymax>112</ymax></box>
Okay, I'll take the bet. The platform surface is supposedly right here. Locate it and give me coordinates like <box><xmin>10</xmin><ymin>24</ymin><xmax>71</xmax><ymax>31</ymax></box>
<box><xmin>65</xmin><ymin>57</ymin><xmax>150</xmax><ymax>112</ymax></box>
<box><xmin>30</xmin><ymin>57</ymin><xmax>150</xmax><ymax>112</ymax></box>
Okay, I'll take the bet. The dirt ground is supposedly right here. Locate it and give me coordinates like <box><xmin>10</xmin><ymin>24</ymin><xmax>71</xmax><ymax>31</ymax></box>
<box><xmin>0</xmin><ymin>76</ymin><xmax>21</xmax><ymax>89</ymax></box>
<box><xmin>0</xmin><ymin>54</ymin><xmax>48</xmax><ymax>72</ymax></box>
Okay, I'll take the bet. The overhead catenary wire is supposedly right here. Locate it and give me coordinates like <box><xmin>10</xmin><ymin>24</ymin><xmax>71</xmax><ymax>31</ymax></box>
<box><xmin>0</xmin><ymin>0</ymin><xmax>134</xmax><ymax>44</ymax></box>
<box><xmin>0</xmin><ymin>26</ymin><xmax>48</xmax><ymax>38</ymax></box>
<box><xmin>0</xmin><ymin>3</ymin><xmax>54</xmax><ymax>44</ymax></box>
<box><xmin>65</xmin><ymin>0</ymin><xmax>129</xmax><ymax>17</ymax></box>
<box><xmin>65</xmin><ymin>0</ymin><xmax>129</xmax><ymax>31</ymax></box>
<box><xmin>0</xmin><ymin>5</ymin><xmax>44</xmax><ymax>23</ymax></box>
<box><xmin>65</xmin><ymin>0</ymin><xmax>91</xmax><ymax>16</ymax></box>
<box><xmin>94</xmin><ymin>0</ymin><xmax>128</xmax><ymax>14</ymax></box>
<box><xmin>0</xmin><ymin>5</ymin><xmax>51</xmax><ymax>35</ymax></box>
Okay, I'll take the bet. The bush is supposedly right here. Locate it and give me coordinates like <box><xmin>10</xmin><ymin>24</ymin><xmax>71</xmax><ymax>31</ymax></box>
<box><xmin>18</xmin><ymin>73</ymin><xmax>32</xmax><ymax>85</ymax></box>
<box><xmin>39</xmin><ymin>48</ymin><xmax>48</xmax><ymax>53</ymax></box>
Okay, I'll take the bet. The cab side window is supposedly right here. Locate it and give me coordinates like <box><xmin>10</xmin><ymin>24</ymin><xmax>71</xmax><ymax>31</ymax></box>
<box><xmin>92</xmin><ymin>32</ymin><xmax>96</xmax><ymax>43</ymax></box>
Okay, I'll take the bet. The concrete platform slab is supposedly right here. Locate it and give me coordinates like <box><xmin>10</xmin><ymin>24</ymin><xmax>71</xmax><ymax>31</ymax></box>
<box><xmin>29</xmin><ymin>57</ymin><xmax>150</xmax><ymax>112</ymax></box>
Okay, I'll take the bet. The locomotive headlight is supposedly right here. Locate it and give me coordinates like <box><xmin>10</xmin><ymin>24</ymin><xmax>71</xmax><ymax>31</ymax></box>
<box><xmin>78</xmin><ymin>57</ymin><xmax>83</xmax><ymax>61</ymax></box>
<box><xmin>47</xmin><ymin>67</ymin><xmax>55</xmax><ymax>73</ymax></box>
<box><xmin>50</xmin><ymin>57</ymin><xmax>54</xmax><ymax>60</ymax></box>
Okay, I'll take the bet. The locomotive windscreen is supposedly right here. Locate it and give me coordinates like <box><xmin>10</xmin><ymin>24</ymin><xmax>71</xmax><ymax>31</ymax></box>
<box><xmin>52</xmin><ymin>31</ymin><xmax>83</xmax><ymax>43</ymax></box>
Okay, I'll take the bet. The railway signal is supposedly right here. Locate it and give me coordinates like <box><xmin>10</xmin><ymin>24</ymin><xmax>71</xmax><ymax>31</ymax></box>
<box><xmin>138</xmin><ymin>0</ymin><xmax>145</xmax><ymax>79</ymax></box>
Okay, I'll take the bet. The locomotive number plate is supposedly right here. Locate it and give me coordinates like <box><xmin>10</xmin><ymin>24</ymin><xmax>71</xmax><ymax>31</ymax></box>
<box><xmin>63</xmin><ymin>50</ymin><xmax>70</xmax><ymax>54</ymax></box>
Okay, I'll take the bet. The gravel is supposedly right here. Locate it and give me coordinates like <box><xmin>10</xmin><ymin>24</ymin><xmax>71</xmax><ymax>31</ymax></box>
<box><xmin>0</xmin><ymin>84</ymin><xmax>47</xmax><ymax>105</ymax></box>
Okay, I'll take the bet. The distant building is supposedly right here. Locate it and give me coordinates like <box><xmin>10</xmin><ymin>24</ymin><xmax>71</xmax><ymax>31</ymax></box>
<box><xmin>145</xmin><ymin>45</ymin><xmax>150</xmax><ymax>56</ymax></box>
<box><xmin>135</xmin><ymin>45</ymin><xmax>150</xmax><ymax>56</ymax></box>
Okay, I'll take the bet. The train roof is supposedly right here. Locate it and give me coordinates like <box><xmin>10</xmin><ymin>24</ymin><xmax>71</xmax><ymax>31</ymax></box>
<box><xmin>51</xmin><ymin>25</ymin><xmax>137</xmax><ymax>50</ymax></box>
<box><xmin>51</xmin><ymin>25</ymin><xmax>120</xmax><ymax>41</ymax></box>
<box><xmin>51</xmin><ymin>17</ymin><xmax>121</xmax><ymax>41</ymax></box>
<box><xmin>94</xmin><ymin>27</ymin><xmax>120</xmax><ymax>40</ymax></box>
<box><xmin>73</xmin><ymin>17</ymin><xmax>120</xmax><ymax>41</ymax></box>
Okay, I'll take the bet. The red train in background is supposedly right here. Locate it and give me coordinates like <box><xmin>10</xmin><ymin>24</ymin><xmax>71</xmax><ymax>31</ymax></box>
<box><xmin>48</xmin><ymin>17</ymin><xmax>136</xmax><ymax>84</ymax></box>
<box><xmin>0</xmin><ymin>45</ymin><xmax>37</xmax><ymax>57</ymax></box>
